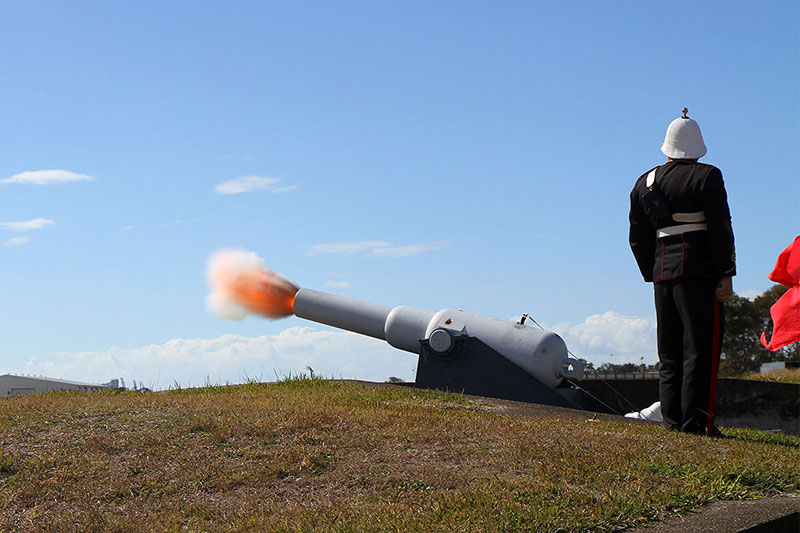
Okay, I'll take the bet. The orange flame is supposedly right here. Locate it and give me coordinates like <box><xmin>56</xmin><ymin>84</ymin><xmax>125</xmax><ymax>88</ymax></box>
<box><xmin>207</xmin><ymin>249</ymin><xmax>299</xmax><ymax>320</ymax></box>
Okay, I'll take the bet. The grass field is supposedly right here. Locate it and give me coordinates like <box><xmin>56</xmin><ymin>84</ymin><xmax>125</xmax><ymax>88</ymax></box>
<box><xmin>744</xmin><ymin>367</ymin><xmax>800</xmax><ymax>384</ymax></box>
<box><xmin>1</xmin><ymin>378</ymin><xmax>798</xmax><ymax>532</ymax></box>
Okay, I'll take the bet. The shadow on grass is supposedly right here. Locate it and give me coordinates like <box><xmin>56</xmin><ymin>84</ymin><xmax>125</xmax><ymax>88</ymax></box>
<box><xmin>720</xmin><ymin>427</ymin><xmax>799</xmax><ymax>448</ymax></box>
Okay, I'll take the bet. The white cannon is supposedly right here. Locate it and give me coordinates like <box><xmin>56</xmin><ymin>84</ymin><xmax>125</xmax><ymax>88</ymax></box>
<box><xmin>293</xmin><ymin>288</ymin><xmax>614</xmax><ymax>413</ymax></box>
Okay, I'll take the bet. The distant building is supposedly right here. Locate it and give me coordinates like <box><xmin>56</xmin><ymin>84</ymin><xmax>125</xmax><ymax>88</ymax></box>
<box><xmin>0</xmin><ymin>374</ymin><xmax>120</xmax><ymax>397</ymax></box>
<box><xmin>760</xmin><ymin>361</ymin><xmax>800</xmax><ymax>374</ymax></box>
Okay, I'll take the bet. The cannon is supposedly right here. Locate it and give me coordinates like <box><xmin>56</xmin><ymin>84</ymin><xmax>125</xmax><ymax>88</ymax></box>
<box><xmin>293</xmin><ymin>288</ymin><xmax>616</xmax><ymax>414</ymax></box>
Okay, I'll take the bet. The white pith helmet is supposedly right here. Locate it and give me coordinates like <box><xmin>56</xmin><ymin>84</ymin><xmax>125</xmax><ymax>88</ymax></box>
<box><xmin>661</xmin><ymin>108</ymin><xmax>707</xmax><ymax>159</ymax></box>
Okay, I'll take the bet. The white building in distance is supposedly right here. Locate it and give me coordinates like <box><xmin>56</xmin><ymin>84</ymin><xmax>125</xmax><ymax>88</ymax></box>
<box><xmin>0</xmin><ymin>374</ymin><xmax>119</xmax><ymax>397</ymax></box>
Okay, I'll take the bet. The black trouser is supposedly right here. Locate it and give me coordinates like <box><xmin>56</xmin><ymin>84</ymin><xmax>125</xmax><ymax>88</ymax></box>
<box><xmin>654</xmin><ymin>278</ymin><xmax>724</xmax><ymax>434</ymax></box>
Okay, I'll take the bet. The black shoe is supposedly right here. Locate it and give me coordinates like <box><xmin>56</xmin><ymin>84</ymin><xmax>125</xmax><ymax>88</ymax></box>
<box><xmin>707</xmin><ymin>426</ymin><xmax>732</xmax><ymax>439</ymax></box>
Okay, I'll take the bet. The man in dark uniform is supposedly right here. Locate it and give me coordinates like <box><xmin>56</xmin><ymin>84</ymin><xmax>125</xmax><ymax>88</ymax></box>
<box><xmin>629</xmin><ymin>109</ymin><xmax>736</xmax><ymax>436</ymax></box>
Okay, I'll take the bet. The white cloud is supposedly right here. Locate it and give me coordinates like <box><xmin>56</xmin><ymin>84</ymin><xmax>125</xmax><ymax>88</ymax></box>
<box><xmin>1</xmin><ymin>169</ymin><xmax>94</xmax><ymax>185</ymax></box>
<box><xmin>307</xmin><ymin>241</ymin><xmax>391</xmax><ymax>256</ymax></box>
<box><xmin>0</xmin><ymin>218</ymin><xmax>55</xmax><ymax>231</ymax></box>
<box><xmin>325</xmin><ymin>280</ymin><xmax>352</xmax><ymax>289</ymax></box>
<box><xmin>159</xmin><ymin>219</ymin><xmax>187</xmax><ymax>228</ymax></box>
<box><xmin>214</xmin><ymin>175</ymin><xmax>297</xmax><ymax>195</ymax></box>
<box><xmin>736</xmin><ymin>289</ymin><xmax>760</xmax><ymax>301</ymax></box>
<box><xmin>306</xmin><ymin>240</ymin><xmax>447</xmax><ymax>258</ymax></box>
<box><xmin>159</xmin><ymin>218</ymin><xmax>209</xmax><ymax>228</ymax></box>
<box><xmin>368</xmin><ymin>242</ymin><xmax>447</xmax><ymax>258</ymax></box>
<box><xmin>120</xmin><ymin>226</ymin><xmax>135</xmax><ymax>232</ymax></box>
<box><xmin>22</xmin><ymin>327</ymin><xmax>416</xmax><ymax>390</ymax></box>
<box><xmin>3</xmin><ymin>237</ymin><xmax>30</xmax><ymax>246</ymax></box>
<box><xmin>549</xmin><ymin>311</ymin><xmax>658</xmax><ymax>366</ymax></box>
<box><xmin>20</xmin><ymin>311</ymin><xmax>659</xmax><ymax>390</ymax></box>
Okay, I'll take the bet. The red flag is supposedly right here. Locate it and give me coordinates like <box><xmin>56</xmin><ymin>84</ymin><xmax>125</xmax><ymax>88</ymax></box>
<box><xmin>760</xmin><ymin>236</ymin><xmax>800</xmax><ymax>351</ymax></box>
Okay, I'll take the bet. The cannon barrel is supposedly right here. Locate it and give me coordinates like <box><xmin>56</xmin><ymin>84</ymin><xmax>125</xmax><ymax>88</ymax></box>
<box><xmin>293</xmin><ymin>288</ymin><xmax>584</xmax><ymax>389</ymax></box>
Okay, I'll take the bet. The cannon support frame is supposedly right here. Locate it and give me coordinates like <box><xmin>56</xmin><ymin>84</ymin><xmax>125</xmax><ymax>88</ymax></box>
<box><xmin>415</xmin><ymin>336</ymin><xmax>617</xmax><ymax>414</ymax></box>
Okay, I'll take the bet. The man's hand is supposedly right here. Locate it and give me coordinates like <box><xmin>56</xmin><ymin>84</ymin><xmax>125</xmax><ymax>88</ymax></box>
<box><xmin>715</xmin><ymin>277</ymin><xmax>733</xmax><ymax>302</ymax></box>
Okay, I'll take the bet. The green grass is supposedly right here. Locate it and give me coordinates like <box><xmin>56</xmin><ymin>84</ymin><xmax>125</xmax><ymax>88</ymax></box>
<box><xmin>0</xmin><ymin>378</ymin><xmax>798</xmax><ymax>532</ymax></box>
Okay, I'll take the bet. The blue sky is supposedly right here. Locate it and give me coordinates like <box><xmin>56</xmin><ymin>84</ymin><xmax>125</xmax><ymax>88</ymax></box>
<box><xmin>1</xmin><ymin>1</ymin><xmax>797</xmax><ymax>387</ymax></box>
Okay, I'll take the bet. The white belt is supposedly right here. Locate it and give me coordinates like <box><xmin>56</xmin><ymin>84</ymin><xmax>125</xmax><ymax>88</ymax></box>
<box><xmin>672</xmin><ymin>211</ymin><xmax>705</xmax><ymax>223</ymax></box>
<box><xmin>658</xmin><ymin>223</ymin><xmax>708</xmax><ymax>237</ymax></box>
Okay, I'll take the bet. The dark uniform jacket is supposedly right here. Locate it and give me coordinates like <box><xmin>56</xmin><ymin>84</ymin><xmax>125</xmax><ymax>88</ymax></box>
<box><xmin>629</xmin><ymin>160</ymin><xmax>736</xmax><ymax>283</ymax></box>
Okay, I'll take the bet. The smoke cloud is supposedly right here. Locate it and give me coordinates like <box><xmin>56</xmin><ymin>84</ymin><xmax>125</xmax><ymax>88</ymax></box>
<box><xmin>206</xmin><ymin>249</ymin><xmax>299</xmax><ymax>320</ymax></box>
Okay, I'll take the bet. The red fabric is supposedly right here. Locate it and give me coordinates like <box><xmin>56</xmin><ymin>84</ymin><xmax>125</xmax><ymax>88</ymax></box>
<box><xmin>707</xmin><ymin>301</ymin><xmax>722</xmax><ymax>435</ymax></box>
<box><xmin>760</xmin><ymin>236</ymin><xmax>800</xmax><ymax>351</ymax></box>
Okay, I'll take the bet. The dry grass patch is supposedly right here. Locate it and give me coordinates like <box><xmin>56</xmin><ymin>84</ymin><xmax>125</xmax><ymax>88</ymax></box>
<box><xmin>744</xmin><ymin>367</ymin><xmax>800</xmax><ymax>383</ymax></box>
<box><xmin>0</xmin><ymin>378</ymin><xmax>798</xmax><ymax>532</ymax></box>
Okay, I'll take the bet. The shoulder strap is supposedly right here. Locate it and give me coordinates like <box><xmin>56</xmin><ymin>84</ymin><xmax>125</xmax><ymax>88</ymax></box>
<box><xmin>646</xmin><ymin>168</ymin><xmax>657</xmax><ymax>188</ymax></box>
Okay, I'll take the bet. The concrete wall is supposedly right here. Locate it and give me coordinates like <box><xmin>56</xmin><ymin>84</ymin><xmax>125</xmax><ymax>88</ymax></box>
<box><xmin>0</xmin><ymin>375</ymin><xmax>108</xmax><ymax>397</ymax></box>
<box><xmin>716</xmin><ymin>379</ymin><xmax>799</xmax><ymax>435</ymax></box>
<box><xmin>579</xmin><ymin>377</ymin><xmax>799</xmax><ymax>435</ymax></box>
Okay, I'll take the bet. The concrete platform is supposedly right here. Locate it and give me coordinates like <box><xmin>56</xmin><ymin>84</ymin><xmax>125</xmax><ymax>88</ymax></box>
<box><xmin>625</xmin><ymin>494</ymin><xmax>799</xmax><ymax>532</ymax></box>
<box><xmin>579</xmin><ymin>377</ymin><xmax>800</xmax><ymax>435</ymax></box>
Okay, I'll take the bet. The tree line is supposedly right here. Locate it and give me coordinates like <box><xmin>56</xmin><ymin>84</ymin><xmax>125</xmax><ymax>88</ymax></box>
<box><xmin>720</xmin><ymin>284</ymin><xmax>798</xmax><ymax>376</ymax></box>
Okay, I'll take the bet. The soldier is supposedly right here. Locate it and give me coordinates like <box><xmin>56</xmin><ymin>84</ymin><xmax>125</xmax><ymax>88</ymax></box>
<box><xmin>629</xmin><ymin>109</ymin><xmax>736</xmax><ymax>436</ymax></box>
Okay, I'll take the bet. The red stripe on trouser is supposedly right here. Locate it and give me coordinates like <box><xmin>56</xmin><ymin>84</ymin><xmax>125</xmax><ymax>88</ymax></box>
<box><xmin>707</xmin><ymin>301</ymin><xmax>721</xmax><ymax>435</ymax></box>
